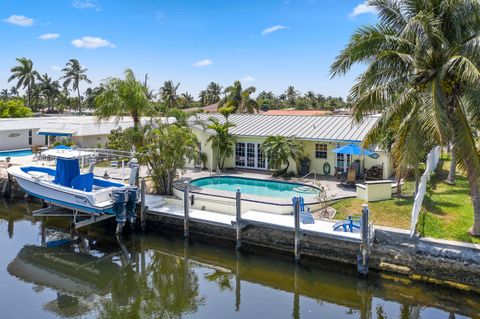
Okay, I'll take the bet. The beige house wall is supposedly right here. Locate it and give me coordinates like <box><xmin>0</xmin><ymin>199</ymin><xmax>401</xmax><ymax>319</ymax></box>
<box><xmin>189</xmin><ymin>127</ymin><xmax>393</xmax><ymax>179</ymax></box>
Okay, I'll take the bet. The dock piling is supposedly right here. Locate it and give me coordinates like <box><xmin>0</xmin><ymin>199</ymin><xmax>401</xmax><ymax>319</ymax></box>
<box><xmin>294</xmin><ymin>196</ymin><xmax>301</xmax><ymax>263</ymax></box>
<box><xmin>235</xmin><ymin>188</ymin><xmax>242</xmax><ymax>249</ymax></box>
<box><xmin>357</xmin><ymin>203</ymin><xmax>370</xmax><ymax>276</ymax></box>
<box><xmin>183</xmin><ymin>181</ymin><xmax>190</xmax><ymax>239</ymax></box>
<box><xmin>140</xmin><ymin>178</ymin><xmax>146</xmax><ymax>231</ymax></box>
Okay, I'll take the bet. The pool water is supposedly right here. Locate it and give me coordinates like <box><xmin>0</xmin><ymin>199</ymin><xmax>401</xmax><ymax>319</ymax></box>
<box><xmin>0</xmin><ymin>149</ymin><xmax>32</xmax><ymax>157</ymax></box>
<box><xmin>190</xmin><ymin>176</ymin><xmax>319</xmax><ymax>199</ymax></box>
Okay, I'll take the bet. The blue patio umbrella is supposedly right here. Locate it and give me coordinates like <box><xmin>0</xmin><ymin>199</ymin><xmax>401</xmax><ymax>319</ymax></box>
<box><xmin>53</xmin><ymin>145</ymin><xmax>72</xmax><ymax>150</ymax></box>
<box><xmin>331</xmin><ymin>144</ymin><xmax>373</xmax><ymax>156</ymax></box>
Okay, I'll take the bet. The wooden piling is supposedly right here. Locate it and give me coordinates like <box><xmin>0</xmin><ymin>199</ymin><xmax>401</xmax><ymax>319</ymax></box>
<box><xmin>235</xmin><ymin>188</ymin><xmax>242</xmax><ymax>250</ymax></box>
<box><xmin>183</xmin><ymin>181</ymin><xmax>190</xmax><ymax>239</ymax></box>
<box><xmin>357</xmin><ymin>203</ymin><xmax>370</xmax><ymax>276</ymax></box>
<box><xmin>140</xmin><ymin>178</ymin><xmax>146</xmax><ymax>231</ymax></box>
<box><xmin>294</xmin><ymin>196</ymin><xmax>301</xmax><ymax>263</ymax></box>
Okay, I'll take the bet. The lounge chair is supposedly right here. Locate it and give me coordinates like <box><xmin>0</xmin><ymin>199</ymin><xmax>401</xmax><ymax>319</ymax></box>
<box><xmin>346</xmin><ymin>166</ymin><xmax>356</xmax><ymax>186</ymax></box>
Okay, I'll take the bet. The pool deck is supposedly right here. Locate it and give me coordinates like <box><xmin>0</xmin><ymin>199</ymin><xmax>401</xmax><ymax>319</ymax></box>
<box><xmin>145</xmin><ymin>194</ymin><xmax>362</xmax><ymax>243</ymax></box>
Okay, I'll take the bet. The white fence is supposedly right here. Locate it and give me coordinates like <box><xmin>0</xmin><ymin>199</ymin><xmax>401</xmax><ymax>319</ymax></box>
<box><xmin>410</xmin><ymin>146</ymin><xmax>441</xmax><ymax>237</ymax></box>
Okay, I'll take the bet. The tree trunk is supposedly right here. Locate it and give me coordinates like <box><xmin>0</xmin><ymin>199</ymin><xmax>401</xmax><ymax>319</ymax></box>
<box><xmin>469</xmin><ymin>181</ymin><xmax>480</xmax><ymax>236</ymax></box>
<box><xmin>282</xmin><ymin>160</ymin><xmax>290</xmax><ymax>175</ymax></box>
<box><xmin>27</xmin><ymin>83</ymin><xmax>31</xmax><ymax>109</ymax></box>
<box><xmin>446</xmin><ymin>149</ymin><xmax>456</xmax><ymax>185</ymax></box>
<box><xmin>77</xmin><ymin>86</ymin><xmax>82</xmax><ymax>115</ymax></box>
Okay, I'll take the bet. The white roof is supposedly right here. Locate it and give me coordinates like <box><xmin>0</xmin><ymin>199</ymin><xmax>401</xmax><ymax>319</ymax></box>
<box><xmin>190</xmin><ymin>113</ymin><xmax>380</xmax><ymax>142</ymax></box>
<box><xmin>37</xmin><ymin>116</ymin><xmax>175</xmax><ymax>137</ymax></box>
<box><xmin>0</xmin><ymin>117</ymin><xmax>67</xmax><ymax>131</ymax></box>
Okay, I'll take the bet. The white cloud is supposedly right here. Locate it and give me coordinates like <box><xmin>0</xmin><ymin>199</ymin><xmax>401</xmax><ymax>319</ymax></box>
<box><xmin>72</xmin><ymin>0</ymin><xmax>101</xmax><ymax>11</ymax></box>
<box><xmin>261</xmin><ymin>25</ymin><xmax>288</xmax><ymax>36</ymax></box>
<box><xmin>50</xmin><ymin>65</ymin><xmax>62</xmax><ymax>72</ymax></box>
<box><xmin>71</xmin><ymin>36</ymin><xmax>115</xmax><ymax>49</ymax></box>
<box><xmin>3</xmin><ymin>15</ymin><xmax>34</xmax><ymax>27</ymax></box>
<box><xmin>38</xmin><ymin>33</ymin><xmax>60</xmax><ymax>40</ymax></box>
<box><xmin>241</xmin><ymin>76</ymin><xmax>255</xmax><ymax>83</ymax></box>
<box><xmin>193</xmin><ymin>59</ymin><xmax>213</xmax><ymax>67</ymax></box>
<box><xmin>350</xmin><ymin>1</ymin><xmax>377</xmax><ymax>17</ymax></box>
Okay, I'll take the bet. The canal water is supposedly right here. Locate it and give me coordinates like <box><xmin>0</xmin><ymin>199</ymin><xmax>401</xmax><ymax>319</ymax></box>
<box><xmin>1</xmin><ymin>200</ymin><xmax>479</xmax><ymax>319</ymax></box>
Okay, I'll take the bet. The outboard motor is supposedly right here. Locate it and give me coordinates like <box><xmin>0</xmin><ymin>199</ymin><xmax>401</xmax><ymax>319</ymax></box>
<box><xmin>126</xmin><ymin>185</ymin><xmax>139</xmax><ymax>224</ymax></box>
<box><xmin>128</xmin><ymin>158</ymin><xmax>139</xmax><ymax>186</ymax></box>
<box><xmin>112</xmin><ymin>188</ymin><xmax>128</xmax><ymax>233</ymax></box>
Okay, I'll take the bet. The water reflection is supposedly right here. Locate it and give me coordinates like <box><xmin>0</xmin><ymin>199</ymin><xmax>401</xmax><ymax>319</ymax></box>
<box><xmin>1</xmin><ymin>201</ymin><xmax>479</xmax><ymax>319</ymax></box>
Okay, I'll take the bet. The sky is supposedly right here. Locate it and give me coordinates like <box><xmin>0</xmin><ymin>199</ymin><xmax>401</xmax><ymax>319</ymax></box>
<box><xmin>0</xmin><ymin>0</ymin><xmax>378</xmax><ymax>99</ymax></box>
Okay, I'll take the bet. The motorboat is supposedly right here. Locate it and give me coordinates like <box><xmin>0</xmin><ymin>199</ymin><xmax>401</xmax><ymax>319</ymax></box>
<box><xmin>7</xmin><ymin>147</ymin><xmax>138</xmax><ymax>216</ymax></box>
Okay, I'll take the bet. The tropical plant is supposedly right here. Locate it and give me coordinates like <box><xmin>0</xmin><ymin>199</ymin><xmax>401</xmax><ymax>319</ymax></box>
<box><xmin>218</xmin><ymin>105</ymin><xmax>234</xmax><ymax>121</ymax></box>
<box><xmin>139</xmin><ymin>123</ymin><xmax>198</xmax><ymax>194</ymax></box>
<box><xmin>0</xmin><ymin>89</ymin><xmax>8</xmax><ymax>101</ymax></box>
<box><xmin>261</xmin><ymin>136</ymin><xmax>303</xmax><ymax>176</ymax></box>
<box><xmin>95</xmin><ymin>68</ymin><xmax>153</xmax><ymax>132</ymax></box>
<box><xmin>219</xmin><ymin>80</ymin><xmax>258</xmax><ymax>113</ymax></box>
<box><xmin>206</xmin><ymin>81</ymin><xmax>223</xmax><ymax>104</ymax></box>
<box><xmin>159</xmin><ymin>80</ymin><xmax>180</xmax><ymax>110</ymax></box>
<box><xmin>61</xmin><ymin>59</ymin><xmax>91</xmax><ymax>114</ymax></box>
<box><xmin>8</xmin><ymin>57</ymin><xmax>39</xmax><ymax>109</ymax></box>
<box><xmin>285</xmin><ymin>85</ymin><xmax>298</xmax><ymax>107</ymax></box>
<box><xmin>199</xmin><ymin>151</ymin><xmax>208</xmax><ymax>170</ymax></box>
<box><xmin>206</xmin><ymin>117</ymin><xmax>236</xmax><ymax>170</ymax></box>
<box><xmin>0</xmin><ymin>99</ymin><xmax>32</xmax><ymax>118</ymax></box>
<box><xmin>330</xmin><ymin>0</ymin><xmax>480</xmax><ymax>235</ymax></box>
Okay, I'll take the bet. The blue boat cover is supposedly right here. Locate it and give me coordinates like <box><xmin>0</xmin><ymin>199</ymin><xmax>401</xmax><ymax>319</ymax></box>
<box><xmin>70</xmin><ymin>173</ymin><xmax>94</xmax><ymax>192</ymax></box>
<box><xmin>54</xmin><ymin>158</ymin><xmax>80</xmax><ymax>187</ymax></box>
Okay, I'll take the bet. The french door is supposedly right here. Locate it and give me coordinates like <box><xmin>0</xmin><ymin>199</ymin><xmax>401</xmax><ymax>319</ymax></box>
<box><xmin>235</xmin><ymin>142</ymin><xmax>267</xmax><ymax>170</ymax></box>
<box><xmin>336</xmin><ymin>153</ymin><xmax>352</xmax><ymax>172</ymax></box>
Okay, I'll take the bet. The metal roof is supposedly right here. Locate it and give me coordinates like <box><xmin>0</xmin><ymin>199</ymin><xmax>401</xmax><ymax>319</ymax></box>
<box><xmin>189</xmin><ymin>114</ymin><xmax>380</xmax><ymax>142</ymax></box>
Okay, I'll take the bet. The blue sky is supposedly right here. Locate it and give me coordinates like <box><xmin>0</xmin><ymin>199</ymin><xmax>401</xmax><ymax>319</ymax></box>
<box><xmin>0</xmin><ymin>0</ymin><xmax>377</xmax><ymax>98</ymax></box>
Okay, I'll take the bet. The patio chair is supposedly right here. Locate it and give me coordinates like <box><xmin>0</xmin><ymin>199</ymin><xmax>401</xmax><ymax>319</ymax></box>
<box><xmin>346</xmin><ymin>166</ymin><xmax>356</xmax><ymax>186</ymax></box>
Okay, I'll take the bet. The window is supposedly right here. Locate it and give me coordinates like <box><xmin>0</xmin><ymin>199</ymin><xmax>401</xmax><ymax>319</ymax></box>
<box><xmin>28</xmin><ymin>130</ymin><xmax>32</xmax><ymax>146</ymax></box>
<box><xmin>315</xmin><ymin>143</ymin><xmax>327</xmax><ymax>159</ymax></box>
<box><xmin>235</xmin><ymin>143</ymin><xmax>245</xmax><ymax>166</ymax></box>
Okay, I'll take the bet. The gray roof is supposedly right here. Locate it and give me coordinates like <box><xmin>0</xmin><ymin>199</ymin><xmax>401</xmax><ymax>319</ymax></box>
<box><xmin>189</xmin><ymin>113</ymin><xmax>380</xmax><ymax>142</ymax></box>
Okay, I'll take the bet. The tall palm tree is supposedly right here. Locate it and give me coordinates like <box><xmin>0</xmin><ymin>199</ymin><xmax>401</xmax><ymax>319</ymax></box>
<box><xmin>9</xmin><ymin>86</ymin><xmax>18</xmax><ymax>97</ymax></box>
<box><xmin>206</xmin><ymin>81</ymin><xmax>223</xmax><ymax>104</ymax></box>
<box><xmin>206</xmin><ymin>117</ymin><xmax>236</xmax><ymax>170</ymax></box>
<box><xmin>285</xmin><ymin>85</ymin><xmax>298</xmax><ymax>107</ymax></box>
<box><xmin>198</xmin><ymin>90</ymin><xmax>208</xmax><ymax>106</ymax></box>
<box><xmin>330</xmin><ymin>0</ymin><xmax>480</xmax><ymax>235</ymax></box>
<box><xmin>61</xmin><ymin>59</ymin><xmax>91</xmax><ymax>114</ymax></box>
<box><xmin>159</xmin><ymin>80</ymin><xmax>180</xmax><ymax>110</ymax></box>
<box><xmin>95</xmin><ymin>68</ymin><xmax>153</xmax><ymax>130</ymax></box>
<box><xmin>8</xmin><ymin>57</ymin><xmax>39</xmax><ymax>109</ymax></box>
<box><xmin>261</xmin><ymin>136</ymin><xmax>303</xmax><ymax>176</ymax></box>
<box><xmin>37</xmin><ymin>73</ymin><xmax>61</xmax><ymax>112</ymax></box>
<box><xmin>219</xmin><ymin>80</ymin><xmax>258</xmax><ymax>114</ymax></box>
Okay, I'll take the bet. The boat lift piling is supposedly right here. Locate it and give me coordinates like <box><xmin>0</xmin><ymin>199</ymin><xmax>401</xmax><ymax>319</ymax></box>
<box><xmin>235</xmin><ymin>188</ymin><xmax>242</xmax><ymax>250</ymax></box>
<box><xmin>357</xmin><ymin>203</ymin><xmax>371</xmax><ymax>276</ymax></box>
<box><xmin>140</xmin><ymin>178</ymin><xmax>146</xmax><ymax>231</ymax></box>
<box><xmin>183</xmin><ymin>181</ymin><xmax>190</xmax><ymax>239</ymax></box>
<box><xmin>293</xmin><ymin>196</ymin><xmax>301</xmax><ymax>263</ymax></box>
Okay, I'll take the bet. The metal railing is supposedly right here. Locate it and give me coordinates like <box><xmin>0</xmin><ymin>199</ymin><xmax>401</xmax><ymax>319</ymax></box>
<box><xmin>299</xmin><ymin>170</ymin><xmax>317</xmax><ymax>184</ymax></box>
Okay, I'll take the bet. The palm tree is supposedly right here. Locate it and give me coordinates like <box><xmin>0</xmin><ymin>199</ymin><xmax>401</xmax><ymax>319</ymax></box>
<box><xmin>8</xmin><ymin>57</ymin><xmax>39</xmax><ymax>109</ymax></box>
<box><xmin>219</xmin><ymin>80</ymin><xmax>258</xmax><ymax>114</ymax></box>
<box><xmin>159</xmin><ymin>80</ymin><xmax>180</xmax><ymax>110</ymax></box>
<box><xmin>206</xmin><ymin>81</ymin><xmax>223</xmax><ymax>104</ymax></box>
<box><xmin>285</xmin><ymin>85</ymin><xmax>298</xmax><ymax>107</ymax></box>
<box><xmin>206</xmin><ymin>117</ymin><xmax>236</xmax><ymax>170</ymax></box>
<box><xmin>330</xmin><ymin>0</ymin><xmax>480</xmax><ymax>235</ymax></box>
<box><xmin>179</xmin><ymin>92</ymin><xmax>194</xmax><ymax>109</ymax></box>
<box><xmin>95</xmin><ymin>68</ymin><xmax>153</xmax><ymax>130</ymax></box>
<box><xmin>37</xmin><ymin>73</ymin><xmax>61</xmax><ymax>112</ymax></box>
<box><xmin>9</xmin><ymin>86</ymin><xmax>18</xmax><ymax>97</ymax></box>
<box><xmin>0</xmin><ymin>89</ymin><xmax>9</xmax><ymax>101</ymax></box>
<box><xmin>198</xmin><ymin>90</ymin><xmax>208</xmax><ymax>106</ymax></box>
<box><xmin>261</xmin><ymin>136</ymin><xmax>303</xmax><ymax>176</ymax></box>
<box><xmin>61</xmin><ymin>59</ymin><xmax>91</xmax><ymax>114</ymax></box>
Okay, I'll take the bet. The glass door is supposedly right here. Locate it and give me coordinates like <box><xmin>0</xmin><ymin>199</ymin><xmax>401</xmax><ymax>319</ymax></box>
<box><xmin>257</xmin><ymin>144</ymin><xmax>266</xmax><ymax>169</ymax></box>
<box><xmin>246</xmin><ymin>143</ymin><xmax>256</xmax><ymax>168</ymax></box>
<box><xmin>235</xmin><ymin>143</ymin><xmax>245</xmax><ymax>166</ymax></box>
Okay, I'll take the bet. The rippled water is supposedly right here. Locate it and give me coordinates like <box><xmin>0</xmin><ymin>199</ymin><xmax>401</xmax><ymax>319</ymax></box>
<box><xmin>0</xmin><ymin>200</ymin><xmax>479</xmax><ymax>319</ymax></box>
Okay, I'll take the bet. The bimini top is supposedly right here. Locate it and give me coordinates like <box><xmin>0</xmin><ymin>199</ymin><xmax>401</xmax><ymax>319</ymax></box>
<box><xmin>189</xmin><ymin>113</ymin><xmax>380</xmax><ymax>143</ymax></box>
<box><xmin>41</xmin><ymin>148</ymin><xmax>95</xmax><ymax>159</ymax></box>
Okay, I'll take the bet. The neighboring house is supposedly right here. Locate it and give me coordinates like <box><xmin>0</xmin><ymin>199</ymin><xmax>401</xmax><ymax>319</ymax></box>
<box><xmin>188</xmin><ymin>113</ymin><xmax>392</xmax><ymax>179</ymax></box>
<box><xmin>262</xmin><ymin>110</ymin><xmax>332</xmax><ymax>116</ymax></box>
<box><xmin>0</xmin><ymin>116</ymin><xmax>173</xmax><ymax>151</ymax></box>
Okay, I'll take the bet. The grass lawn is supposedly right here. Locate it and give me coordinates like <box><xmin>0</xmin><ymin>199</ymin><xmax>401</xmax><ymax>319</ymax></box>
<box><xmin>331</xmin><ymin>159</ymin><xmax>480</xmax><ymax>244</ymax></box>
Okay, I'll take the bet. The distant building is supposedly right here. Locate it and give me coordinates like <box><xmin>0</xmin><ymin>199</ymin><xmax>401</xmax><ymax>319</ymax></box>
<box><xmin>262</xmin><ymin>110</ymin><xmax>332</xmax><ymax>116</ymax></box>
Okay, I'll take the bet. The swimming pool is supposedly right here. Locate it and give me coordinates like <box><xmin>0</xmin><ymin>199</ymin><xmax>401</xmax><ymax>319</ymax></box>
<box><xmin>0</xmin><ymin>149</ymin><xmax>33</xmax><ymax>157</ymax></box>
<box><xmin>190</xmin><ymin>176</ymin><xmax>319</xmax><ymax>199</ymax></box>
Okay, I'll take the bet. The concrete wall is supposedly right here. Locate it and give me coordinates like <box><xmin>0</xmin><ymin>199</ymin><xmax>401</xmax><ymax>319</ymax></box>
<box><xmin>356</xmin><ymin>181</ymin><xmax>392</xmax><ymax>202</ymax></box>
<box><xmin>72</xmin><ymin>135</ymin><xmax>108</xmax><ymax>148</ymax></box>
<box><xmin>0</xmin><ymin>129</ymin><xmax>47</xmax><ymax>151</ymax></box>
